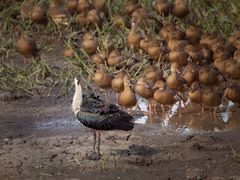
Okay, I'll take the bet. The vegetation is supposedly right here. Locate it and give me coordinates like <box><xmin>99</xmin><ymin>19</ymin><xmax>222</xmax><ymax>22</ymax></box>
<box><xmin>0</xmin><ymin>0</ymin><xmax>240</xmax><ymax>97</ymax></box>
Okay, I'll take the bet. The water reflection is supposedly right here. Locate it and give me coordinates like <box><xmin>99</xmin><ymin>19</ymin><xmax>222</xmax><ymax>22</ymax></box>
<box><xmin>135</xmin><ymin>97</ymin><xmax>240</xmax><ymax>132</ymax></box>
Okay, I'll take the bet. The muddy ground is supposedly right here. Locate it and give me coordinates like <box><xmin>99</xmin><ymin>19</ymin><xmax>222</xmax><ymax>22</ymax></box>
<box><xmin>0</xmin><ymin>96</ymin><xmax>240</xmax><ymax>180</ymax></box>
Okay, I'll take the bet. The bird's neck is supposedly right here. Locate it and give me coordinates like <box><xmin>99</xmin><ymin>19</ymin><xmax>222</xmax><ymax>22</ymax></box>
<box><xmin>72</xmin><ymin>85</ymin><xmax>83</xmax><ymax>115</ymax></box>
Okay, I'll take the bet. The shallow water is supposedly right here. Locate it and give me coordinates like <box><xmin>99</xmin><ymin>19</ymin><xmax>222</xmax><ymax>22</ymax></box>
<box><xmin>1</xmin><ymin>98</ymin><xmax>240</xmax><ymax>140</ymax></box>
<box><xmin>135</xmin><ymin>97</ymin><xmax>240</xmax><ymax>132</ymax></box>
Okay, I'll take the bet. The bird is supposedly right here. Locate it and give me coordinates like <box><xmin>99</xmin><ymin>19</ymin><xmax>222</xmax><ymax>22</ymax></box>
<box><xmin>201</xmin><ymin>87</ymin><xmax>223</xmax><ymax>114</ymax></box>
<box><xmin>77</xmin><ymin>0</ymin><xmax>92</xmax><ymax>13</ymax></box>
<box><xmin>188</xmin><ymin>81</ymin><xmax>202</xmax><ymax>104</ymax></box>
<box><xmin>21</xmin><ymin>0</ymin><xmax>33</xmax><ymax>19</ymax></box>
<box><xmin>112</xmin><ymin>13</ymin><xmax>129</xmax><ymax>29</ymax></box>
<box><xmin>93</xmin><ymin>69</ymin><xmax>113</xmax><ymax>101</ymax></box>
<box><xmin>82</xmin><ymin>32</ymin><xmax>98</xmax><ymax>55</ymax></box>
<box><xmin>49</xmin><ymin>0</ymin><xmax>69</xmax><ymax>27</ymax></box>
<box><xmin>127</xmin><ymin>21</ymin><xmax>143</xmax><ymax>51</ymax></box>
<box><xmin>67</xmin><ymin>0</ymin><xmax>78</xmax><ymax>15</ymax></box>
<box><xmin>125</xmin><ymin>0</ymin><xmax>142</xmax><ymax>16</ymax></box>
<box><xmin>148</xmin><ymin>40</ymin><xmax>164</xmax><ymax>61</ymax></box>
<box><xmin>172</xmin><ymin>0</ymin><xmax>189</xmax><ymax>18</ymax></box>
<box><xmin>135</xmin><ymin>77</ymin><xmax>155</xmax><ymax>113</ymax></box>
<box><xmin>15</xmin><ymin>26</ymin><xmax>39</xmax><ymax>64</ymax></box>
<box><xmin>118</xmin><ymin>74</ymin><xmax>138</xmax><ymax>112</ymax></box>
<box><xmin>185</xmin><ymin>26</ymin><xmax>202</xmax><ymax>43</ymax></box>
<box><xmin>182</xmin><ymin>63</ymin><xmax>199</xmax><ymax>85</ymax></box>
<box><xmin>145</xmin><ymin>65</ymin><xmax>164</xmax><ymax>82</ymax></box>
<box><xmin>224</xmin><ymin>84</ymin><xmax>240</xmax><ymax>103</ymax></box>
<box><xmin>198</xmin><ymin>66</ymin><xmax>219</xmax><ymax>86</ymax></box>
<box><xmin>91</xmin><ymin>50</ymin><xmax>106</xmax><ymax>64</ymax></box>
<box><xmin>72</xmin><ymin>77</ymin><xmax>134</xmax><ymax>160</ymax></box>
<box><xmin>75</xmin><ymin>11</ymin><xmax>88</xmax><ymax>27</ymax></box>
<box><xmin>111</xmin><ymin>71</ymin><xmax>125</xmax><ymax>101</ymax></box>
<box><xmin>140</xmin><ymin>35</ymin><xmax>153</xmax><ymax>53</ymax></box>
<box><xmin>153</xmin><ymin>80</ymin><xmax>176</xmax><ymax>114</ymax></box>
<box><xmin>155</xmin><ymin>0</ymin><xmax>173</xmax><ymax>16</ymax></box>
<box><xmin>169</xmin><ymin>50</ymin><xmax>189</xmax><ymax>65</ymax></box>
<box><xmin>31</xmin><ymin>4</ymin><xmax>48</xmax><ymax>25</ymax></box>
<box><xmin>107</xmin><ymin>49</ymin><xmax>127</xmax><ymax>67</ymax></box>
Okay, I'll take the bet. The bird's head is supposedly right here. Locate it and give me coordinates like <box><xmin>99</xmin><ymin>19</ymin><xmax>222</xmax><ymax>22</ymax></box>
<box><xmin>74</xmin><ymin>76</ymin><xmax>81</xmax><ymax>86</ymax></box>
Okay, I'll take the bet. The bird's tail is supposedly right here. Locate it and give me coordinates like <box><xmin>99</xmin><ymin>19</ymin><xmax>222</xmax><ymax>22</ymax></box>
<box><xmin>114</xmin><ymin>113</ymin><xmax>134</xmax><ymax>131</ymax></box>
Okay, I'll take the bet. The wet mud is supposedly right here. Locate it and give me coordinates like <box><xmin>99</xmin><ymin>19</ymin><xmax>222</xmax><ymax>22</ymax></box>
<box><xmin>0</xmin><ymin>96</ymin><xmax>240</xmax><ymax>179</ymax></box>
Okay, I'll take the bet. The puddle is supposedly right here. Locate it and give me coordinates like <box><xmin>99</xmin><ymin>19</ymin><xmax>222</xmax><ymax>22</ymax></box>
<box><xmin>34</xmin><ymin>117</ymin><xmax>80</xmax><ymax>130</ymax></box>
<box><xmin>135</xmin><ymin>97</ymin><xmax>240</xmax><ymax>132</ymax></box>
<box><xmin>1</xmin><ymin>97</ymin><xmax>239</xmax><ymax>139</ymax></box>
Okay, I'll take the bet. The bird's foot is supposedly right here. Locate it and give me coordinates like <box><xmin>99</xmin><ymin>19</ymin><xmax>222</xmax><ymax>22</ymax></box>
<box><xmin>85</xmin><ymin>152</ymin><xmax>102</xmax><ymax>161</ymax></box>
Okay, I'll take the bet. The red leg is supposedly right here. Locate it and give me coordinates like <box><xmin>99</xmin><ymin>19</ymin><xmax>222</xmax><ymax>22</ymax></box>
<box><xmin>147</xmin><ymin>101</ymin><xmax>152</xmax><ymax>113</ymax></box>
<box><xmin>97</xmin><ymin>131</ymin><xmax>101</xmax><ymax>155</ymax></box>
<box><xmin>154</xmin><ymin>103</ymin><xmax>158</xmax><ymax>115</ymax></box>
<box><xmin>93</xmin><ymin>130</ymin><xmax>96</xmax><ymax>152</ymax></box>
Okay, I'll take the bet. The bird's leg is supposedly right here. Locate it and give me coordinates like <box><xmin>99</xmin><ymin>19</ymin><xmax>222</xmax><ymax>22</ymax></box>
<box><xmin>181</xmin><ymin>93</ymin><xmax>186</xmax><ymax>107</ymax></box>
<box><xmin>148</xmin><ymin>114</ymin><xmax>153</xmax><ymax>124</ymax></box>
<box><xmin>147</xmin><ymin>101</ymin><xmax>154</xmax><ymax>122</ymax></box>
<box><xmin>179</xmin><ymin>100</ymin><xmax>182</xmax><ymax>117</ymax></box>
<box><xmin>86</xmin><ymin>130</ymin><xmax>101</xmax><ymax>161</ymax></box>
<box><xmin>210</xmin><ymin>107</ymin><xmax>213</xmax><ymax>114</ymax></box>
<box><xmin>93</xmin><ymin>130</ymin><xmax>96</xmax><ymax>153</ymax></box>
<box><xmin>213</xmin><ymin>107</ymin><xmax>218</xmax><ymax>115</ymax></box>
<box><xmin>153</xmin><ymin>102</ymin><xmax>157</xmax><ymax>115</ymax></box>
<box><xmin>147</xmin><ymin>100</ymin><xmax>154</xmax><ymax>115</ymax></box>
<box><xmin>97</xmin><ymin>131</ymin><xmax>101</xmax><ymax>155</ymax></box>
<box><xmin>189</xmin><ymin>99</ymin><xmax>193</xmax><ymax>108</ymax></box>
<box><xmin>147</xmin><ymin>100</ymin><xmax>151</xmax><ymax>111</ymax></box>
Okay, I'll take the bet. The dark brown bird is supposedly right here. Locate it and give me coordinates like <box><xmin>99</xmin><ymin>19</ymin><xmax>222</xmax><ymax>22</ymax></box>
<box><xmin>125</xmin><ymin>0</ymin><xmax>142</xmax><ymax>16</ymax></box>
<box><xmin>172</xmin><ymin>0</ymin><xmax>189</xmax><ymax>18</ymax></box>
<box><xmin>155</xmin><ymin>0</ymin><xmax>173</xmax><ymax>16</ymax></box>
<box><xmin>67</xmin><ymin>0</ymin><xmax>78</xmax><ymax>14</ymax></box>
<box><xmin>49</xmin><ymin>0</ymin><xmax>69</xmax><ymax>26</ymax></box>
<box><xmin>15</xmin><ymin>26</ymin><xmax>38</xmax><ymax>63</ymax></box>
<box><xmin>31</xmin><ymin>5</ymin><xmax>48</xmax><ymax>24</ymax></box>
<box><xmin>72</xmin><ymin>77</ymin><xmax>134</xmax><ymax>160</ymax></box>
<box><xmin>21</xmin><ymin>0</ymin><xmax>33</xmax><ymax>19</ymax></box>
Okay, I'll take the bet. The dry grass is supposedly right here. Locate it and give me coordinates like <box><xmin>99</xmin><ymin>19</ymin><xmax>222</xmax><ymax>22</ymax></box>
<box><xmin>0</xmin><ymin>0</ymin><xmax>240</xmax><ymax>96</ymax></box>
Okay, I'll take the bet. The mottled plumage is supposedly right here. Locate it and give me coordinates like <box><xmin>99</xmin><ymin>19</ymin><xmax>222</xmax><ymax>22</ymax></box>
<box><xmin>77</xmin><ymin>95</ymin><xmax>134</xmax><ymax>131</ymax></box>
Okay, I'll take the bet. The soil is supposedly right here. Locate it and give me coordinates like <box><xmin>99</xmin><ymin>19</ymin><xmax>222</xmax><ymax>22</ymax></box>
<box><xmin>0</xmin><ymin>95</ymin><xmax>240</xmax><ymax>180</ymax></box>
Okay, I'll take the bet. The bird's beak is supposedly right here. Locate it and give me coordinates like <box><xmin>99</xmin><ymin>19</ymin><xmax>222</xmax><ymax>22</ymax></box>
<box><xmin>74</xmin><ymin>76</ymin><xmax>81</xmax><ymax>86</ymax></box>
<box><xmin>76</xmin><ymin>75</ymin><xmax>81</xmax><ymax>81</ymax></box>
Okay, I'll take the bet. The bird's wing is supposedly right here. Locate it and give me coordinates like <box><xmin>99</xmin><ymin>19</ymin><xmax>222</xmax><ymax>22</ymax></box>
<box><xmin>79</xmin><ymin>94</ymin><xmax>134</xmax><ymax>131</ymax></box>
<box><xmin>81</xmin><ymin>95</ymin><xmax>119</xmax><ymax>115</ymax></box>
